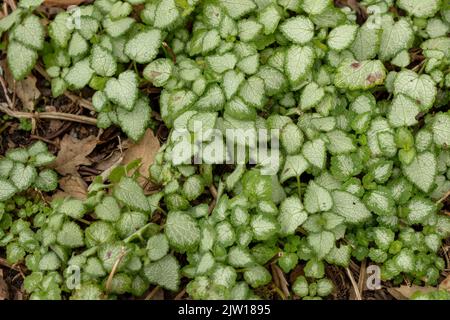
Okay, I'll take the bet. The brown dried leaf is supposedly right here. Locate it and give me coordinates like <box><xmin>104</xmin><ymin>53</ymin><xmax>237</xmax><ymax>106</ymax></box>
<box><xmin>52</xmin><ymin>135</ymin><xmax>98</xmax><ymax>176</ymax></box>
<box><xmin>439</xmin><ymin>274</ymin><xmax>450</xmax><ymax>291</ymax></box>
<box><xmin>122</xmin><ymin>129</ymin><xmax>160</xmax><ymax>185</ymax></box>
<box><xmin>58</xmin><ymin>175</ymin><xmax>88</xmax><ymax>199</ymax></box>
<box><xmin>0</xmin><ymin>272</ymin><xmax>9</xmax><ymax>300</ymax></box>
<box><xmin>387</xmin><ymin>285</ymin><xmax>437</xmax><ymax>300</ymax></box>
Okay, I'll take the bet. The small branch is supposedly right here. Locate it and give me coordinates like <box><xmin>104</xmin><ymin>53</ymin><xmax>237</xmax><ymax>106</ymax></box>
<box><xmin>174</xmin><ymin>287</ymin><xmax>186</xmax><ymax>300</ymax></box>
<box><xmin>358</xmin><ymin>259</ymin><xmax>367</xmax><ymax>294</ymax></box>
<box><xmin>105</xmin><ymin>247</ymin><xmax>127</xmax><ymax>294</ymax></box>
<box><xmin>162</xmin><ymin>42</ymin><xmax>177</xmax><ymax>64</ymax></box>
<box><xmin>6</xmin><ymin>0</ymin><xmax>17</xmax><ymax>11</ymax></box>
<box><xmin>437</xmin><ymin>190</ymin><xmax>450</xmax><ymax>204</ymax></box>
<box><xmin>145</xmin><ymin>286</ymin><xmax>160</xmax><ymax>300</ymax></box>
<box><xmin>273</xmin><ymin>264</ymin><xmax>290</xmax><ymax>299</ymax></box>
<box><xmin>0</xmin><ymin>75</ymin><xmax>13</xmax><ymax>107</ymax></box>
<box><xmin>0</xmin><ymin>104</ymin><xmax>97</xmax><ymax>125</ymax></box>
<box><xmin>345</xmin><ymin>267</ymin><xmax>362</xmax><ymax>300</ymax></box>
<box><xmin>209</xmin><ymin>184</ymin><xmax>218</xmax><ymax>199</ymax></box>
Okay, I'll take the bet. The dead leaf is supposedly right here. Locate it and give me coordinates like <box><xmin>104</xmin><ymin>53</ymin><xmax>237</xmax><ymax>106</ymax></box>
<box><xmin>387</xmin><ymin>285</ymin><xmax>437</xmax><ymax>300</ymax></box>
<box><xmin>56</xmin><ymin>175</ymin><xmax>88</xmax><ymax>199</ymax></box>
<box><xmin>439</xmin><ymin>274</ymin><xmax>450</xmax><ymax>291</ymax></box>
<box><xmin>43</xmin><ymin>0</ymin><xmax>92</xmax><ymax>7</ymax></box>
<box><xmin>0</xmin><ymin>271</ymin><xmax>9</xmax><ymax>300</ymax></box>
<box><xmin>122</xmin><ymin>129</ymin><xmax>160</xmax><ymax>185</ymax></box>
<box><xmin>52</xmin><ymin>135</ymin><xmax>98</xmax><ymax>176</ymax></box>
<box><xmin>1</xmin><ymin>60</ymin><xmax>40</xmax><ymax>111</ymax></box>
<box><xmin>95</xmin><ymin>150</ymin><xmax>123</xmax><ymax>171</ymax></box>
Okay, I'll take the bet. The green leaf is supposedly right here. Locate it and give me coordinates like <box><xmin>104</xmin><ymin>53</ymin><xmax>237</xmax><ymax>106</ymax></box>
<box><xmin>285</xmin><ymin>45</ymin><xmax>315</xmax><ymax>84</ymax></box>
<box><xmin>147</xmin><ymin>234</ymin><xmax>169</xmax><ymax>261</ymax></box>
<box><xmin>304</xmin><ymin>181</ymin><xmax>333</xmax><ymax>214</ymax></box>
<box><xmin>10</xmin><ymin>14</ymin><xmax>44</xmax><ymax>50</ymax></box>
<box><xmin>431</xmin><ymin>113</ymin><xmax>450</xmax><ymax>147</ymax></box>
<box><xmin>39</xmin><ymin>252</ymin><xmax>61</xmax><ymax>271</ymax></box>
<box><xmin>334</xmin><ymin>59</ymin><xmax>386</xmax><ymax>90</ymax></box>
<box><xmin>280</xmin><ymin>154</ymin><xmax>310</xmax><ymax>183</ymax></box>
<box><xmin>280</xmin><ymin>16</ymin><xmax>314</xmax><ymax>45</ymax></box>
<box><xmin>70</xmin><ymin>283</ymin><xmax>103</xmax><ymax>300</ymax></box>
<box><xmin>250</xmin><ymin>213</ymin><xmax>279</xmax><ymax>241</ymax></box>
<box><xmin>95</xmin><ymin>196</ymin><xmax>121</xmax><ymax>222</ymax></box>
<box><xmin>327</xmin><ymin>24</ymin><xmax>358</xmax><ymax>51</ymax></box>
<box><xmin>117</xmin><ymin>96</ymin><xmax>151</xmax><ymax>141</ymax></box>
<box><xmin>113</xmin><ymin>177</ymin><xmax>150</xmax><ymax>212</ymax></box>
<box><xmin>153</xmin><ymin>0</ymin><xmax>180</xmax><ymax>29</ymax></box>
<box><xmin>308</xmin><ymin>231</ymin><xmax>335</xmax><ymax>260</ymax></box>
<box><xmin>302</xmin><ymin>138</ymin><xmax>326</xmax><ymax>169</ymax></box>
<box><xmin>332</xmin><ymin>190</ymin><xmax>372</xmax><ymax>224</ymax></box>
<box><xmin>10</xmin><ymin>163</ymin><xmax>36</xmax><ymax>191</ymax></box>
<box><xmin>104</xmin><ymin>17</ymin><xmax>135</xmax><ymax>38</ymax></box>
<box><xmin>57</xmin><ymin>222</ymin><xmax>84</xmax><ymax>248</ymax></box>
<box><xmin>388</xmin><ymin>94</ymin><xmax>420</xmax><ymax>128</ymax></box>
<box><xmin>304</xmin><ymin>258</ymin><xmax>325</xmax><ymax>279</ymax></box>
<box><xmin>90</xmin><ymin>44</ymin><xmax>117</xmax><ymax>77</ymax></box>
<box><xmin>350</xmin><ymin>23</ymin><xmax>381</xmax><ymax>61</ymax></box>
<box><xmin>379</xmin><ymin>18</ymin><xmax>414</xmax><ymax>61</ymax></box>
<box><xmin>48</xmin><ymin>12</ymin><xmax>72</xmax><ymax>48</ymax></box>
<box><xmin>105</xmin><ymin>71</ymin><xmax>138</xmax><ymax>111</ymax></box>
<box><xmin>278</xmin><ymin>196</ymin><xmax>308</xmax><ymax>236</ymax></box>
<box><xmin>397</xmin><ymin>0</ymin><xmax>441</xmax><ymax>18</ymax></box>
<box><xmin>227</xmin><ymin>246</ymin><xmax>255</xmax><ymax>268</ymax></box>
<box><xmin>58</xmin><ymin>198</ymin><xmax>86</xmax><ymax>219</ymax></box>
<box><xmin>220</xmin><ymin>0</ymin><xmax>256</xmax><ymax>19</ymax></box>
<box><xmin>165</xmin><ymin>211</ymin><xmax>200</xmax><ymax>252</ymax></box>
<box><xmin>0</xmin><ymin>9</ymin><xmax>23</xmax><ymax>35</ymax></box>
<box><xmin>407</xmin><ymin>197</ymin><xmax>437</xmax><ymax>224</ymax></box>
<box><xmin>116</xmin><ymin>211</ymin><xmax>147</xmax><ymax>238</ymax></box>
<box><xmin>238</xmin><ymin>76</ymin><xmax>266</xmax><ymax>109</ymax></box>
<box><xmin>293</xmin><ymin>276</ymin><xmax>309</xmax><ymax>297</ymax></box>
<box><xmin>0</xmin><ymin>179</ymin><xmax>17</xmax><ymax>201</ymax></box>
<box><xmin>143</xmin><ymin>58</ymin><xmax>174</xmax><ymax>87</ymax></box>
<box><xmin>238</xmin><ymin>19</ymin><xmax>263</xmax><ymax>42</ymax></box>
<box><xmin>243</xmin><ymin>265</ymin><xmax>272</xmax><ymax>288</ymax></box>
<box><xmin>34</xmin><ymin>169</ymin><xmax>58</xmax><ymax>192</ymax></box>
<box><xmin>402</xmin><ymin>151</ymin><xmax>437</xmax><ymax>193</ymax></box>
<box><xmin>68</xmin><ymin>32</ymin><xmax>89</xmax><ymax>58</ymax></box>
<box><xmin>393</xmin><ymin>70</ymin><xmax>436</xmax><ymax>110</ymax></box>
<box><xmin>206</xmin><ymin>53</ymin><xmax>237</xmax><ymax>74</ymax></box>
<box><xmin>125</xmin><ymin>29</ymin><xmax>162</xmax><ymax>64</ymax></box>
<box><xmin>143</xmin><ymin>254</ymin><xmax>180</xmax><ymax>291</ymax></box>
<box><xmin>281</xmin><ymin>123</ymin><xmax>304</xmax><ymax>155</ymax></box>
<box><xmin>7</xmin><ymin>41</ymin><xmax>38</xmax><ymax>80</ymax></box>
<box><xmin>300</xmin><ymin>82</ymin><xmax>324</xmax><ymax>110</ymax></box>
<box><xmin>64</xmin><ymin>58</ymin><xmax>94</xmax><ymax>90</ymax></box>
<box><xmin>257</xmin><ymin>4</ymin><xmax>281</xmax><ymax>35</ymax></box>
<box><xmin>301</xmin><ymin>0</ymin><xmax>331</xmax><ymax>15</ymax></box>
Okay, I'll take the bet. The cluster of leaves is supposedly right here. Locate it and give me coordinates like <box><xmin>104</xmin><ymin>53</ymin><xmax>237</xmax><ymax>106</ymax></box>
<box><xmin>1</xmin><ymin>0</ymin><xmax>200</xmax><ymax>141</ymax></box>
<box><xmin>1</xmin><ymin>0</ymin><xmax>450</xmax><ymax>300</ymax></box>
<box><xmin>0</xmin><ymin>141</ymin><xmax>58</xmax><ymax>202</ymax></box>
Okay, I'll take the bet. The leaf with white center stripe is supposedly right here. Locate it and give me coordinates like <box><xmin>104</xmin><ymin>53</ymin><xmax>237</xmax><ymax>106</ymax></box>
<box><xmin>302</xmin><ymin>138</ymin><xmax>326</xmax><ymax>169</ymax></box>
<box><xmin>363</xmin><ymin>189</ymin><xmax>395</xmax><ymax>216</ymax></box>
<box><xmin>397</xmin><ymin>0</ymin><xmax>441</xmax><ymax>18</ymax></box>
<box><xmin>165</xmin><ymin>211</ymin><xmax>201</xmax><ymax>252</ymax></box>
<box><xmin>220</xmin><ymin>0</ymin><xmax>256</xmax><ymax>19</ymax></box>
<box><xmin>407</xmin><ymin>197</ymin><xmax>437</xmax><ymax>224</ymax></box>
<box><xmin>125</xmin><ymin>29</ymin><xmax>162</xmax><ymax>64</ymax></box>
<box><xmin>153</xmin><ymin>0</ymin><xmax>180</xmax><ymax>30</ymax></box>
<box><xmin>301</xmin><ymin>0</ymin><xmax>331</xmax><ymax>15</ymax></box>
<box><xmin>7</xmin><ymin>41</ymin><xmax>38</xmax><ymax>80</ymax></box>
<box><xmin>222</xmin><ymin>70</ymin><xmax>245</xmax><ymax>100</ymax></box>
<box><xmin>379</xmin><ymin>18</ymin><xmax>414</xmax><ymax>61</ymax></box>
<box><xmin>393</xmin><ymin>70</ymin><xmax>436</xmax><ymax>110</ymax></box>
<box><xmin>332</xmin><ymin>190</ymin><xmax>372</xmax><ymax>224</ymax></box>
<box><xmin>300</xmin><ymin>82</ymin><xmax>324</xmax><ymax>110</ymax></box>
<box><xmin>388</xmin><ymin>94</ymin><xmax>420</xmax><ymax>128</ymax></box>
<box><xmin>0</xmin><ymin>179</ymin><xmax>17</xmax><ymax>201</ymax></box>
<box><xmin>206</xmin><ymin>53</ymin><xmax>237</xmax><ymax>74</ymax></box>
<box><xmin>105</xmin><ymin>71</ymin><xmax>138</xmax><ymax>111</ymax></box>
<box><xmin>327</xmin><ymin>24</ymin><xmax>358</xmax><ymax>51</ymax></box>
<box><xmin>143</xmin><ymin>255</ymin><xmax>180</xmax><ymax>291</ymax></box>
<box><xmin>308</xmin><ymin>231</ymin><xmax>335</xmax><ymax>260</ymax></box>
<box><xmin>90</xmin><ymin>44</ymin><xmax>117</xmax><ymax>77</ymax></box>
<box><xmin>64</xmin><ymin>58</ymin><xmax>94</xmax><ymax>90</ymax></box>
<box><xmin>280</xmin><ymin>16</ymin><xmax>314</xmax><ymax>45</ymax></box>
<box><xmin>304</xmin><ymin>181</ymin><xmax>333</xmax><ymax>214</ymax></box>
<box><xmin>350</xmin><ymin>23</ymin><xmax>381</xmax><ymax>61</ymax></box>
<box><xmin>250</xmin><ymin>213</ymin><xmax>279</xmax><ymax>241</ymax></box>
<box><xmin>238</xmin><ymin>76</ymin><xmax>266</xmax><ymax>109</ymax></box>
<box><xmin>285</xmin><ymin>45</ymin><xmax>315</xmax><ymax>84</ymax></box>
<box><xmin>10</xmin><ymin>163</ymin><xmax>36</xmax><ymax>191</ymax></box>
<box><xmin>257</xmin><ymin>4</ymin><xmax>281</xmax><ymax>35</ymax></box>
<box><xmin>280</xmin><ymin>154</ymin><xmax>310</xmax><ymax>183</ymax></box>
<box><xmin>117</xmin><ymin>96</ymin><xmax>151</xmax><ymax>141</ymax></box>
<box><xmin>238</xmin><ymin>19</ymin><xmax>263</xmax><ymax>42</ymax></box>
<box><xmin>278</xmin><ymin>196</ymin><xmax>308</xmax><ymax>236</ymax></box>
<box><xmin>335</xmin><ymin>59</ymin><xmax>386</xmax><ymax>90</ymax></box>
<box><xmin>431</xmin><ymin>113</ymin><xmax>450</xmax><ymax>147</ymax></box>
<box><xmin>402</xmin><ymin>151</ymin><xmax>437</xmax><ymax>193</ymax></box>
<box><xmin>10</xmin><ymin>14</ymin><xmax>44</xmax><ymax>50</ymax></box>
<box><xmin>143</xmin><ymin>58</ymin><xmax>174</xmax><ymax>87</ymax></box>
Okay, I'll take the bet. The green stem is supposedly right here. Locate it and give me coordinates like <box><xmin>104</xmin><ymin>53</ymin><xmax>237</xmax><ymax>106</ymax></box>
<box><xmin>296</xmin><ymin>176</ymin><xmax>302</xmax><ymax>198</ymax></box>
<box><xmin>124</xmin><ymin>222</ymin><xmax>154</xmax><ymax>243</ymax></box>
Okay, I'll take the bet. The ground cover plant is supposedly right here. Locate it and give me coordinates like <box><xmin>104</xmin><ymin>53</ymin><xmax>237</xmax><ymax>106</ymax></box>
<box><xmin>0</xmin><ymin>0</ymin><xmax>449</xmax><ymax>300</ymax></box>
